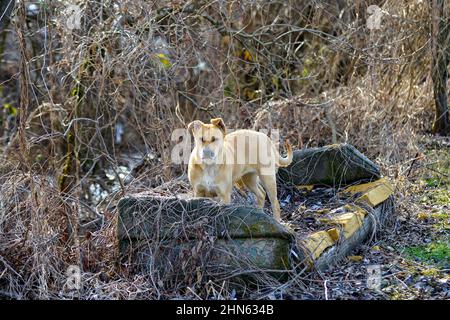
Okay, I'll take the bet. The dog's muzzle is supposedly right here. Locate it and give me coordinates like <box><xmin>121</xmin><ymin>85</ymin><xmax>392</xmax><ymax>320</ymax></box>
<box><xmin>201</xmin><ymin>148</ymin><xmax>215</xmax><ymax>160</ymax></box>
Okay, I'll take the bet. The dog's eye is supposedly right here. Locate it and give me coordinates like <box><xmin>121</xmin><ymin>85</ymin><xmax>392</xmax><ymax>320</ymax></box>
<box><xmin>211</xmin><ymin>136</ymin><xmax>216</xmax><ymax>142</ymax></box>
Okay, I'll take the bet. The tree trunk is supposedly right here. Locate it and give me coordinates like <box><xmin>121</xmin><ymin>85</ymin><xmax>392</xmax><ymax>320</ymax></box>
<box><xmin>430</xmin><ymin>0</ymin><xmax>450</xmax><ymax>135</ymax></box>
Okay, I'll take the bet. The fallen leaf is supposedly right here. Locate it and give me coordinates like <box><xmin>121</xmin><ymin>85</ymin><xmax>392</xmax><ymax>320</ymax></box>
<box><xmin>348</xmin><ymin>255</ymin><xmax>363</xmax><ymax>262</ymax></box>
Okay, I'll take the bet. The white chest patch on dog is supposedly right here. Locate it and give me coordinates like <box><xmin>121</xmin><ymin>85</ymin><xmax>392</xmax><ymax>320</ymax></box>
<box><xmin>202</xmin><ymin>176</ymin><xmax>214</xmax><ymax>188</ymax></box>
<box><xmin>200</xmin><ymin>166</ymin><xmax>219</xmax><ymax>192</ymax></box>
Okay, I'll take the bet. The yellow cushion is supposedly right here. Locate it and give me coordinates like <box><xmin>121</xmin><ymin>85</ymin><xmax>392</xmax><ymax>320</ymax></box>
<box><xmin>344</xmin><ymin>178</ymin><xmax>393</xmax><ymax>207</ymax></box>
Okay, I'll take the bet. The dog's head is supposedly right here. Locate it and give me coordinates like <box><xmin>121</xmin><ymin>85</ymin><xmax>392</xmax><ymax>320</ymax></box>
<box><xmin>188</xmin><ymin>118</ymin><xmax>226</xmax><ymax>164</ymax></box>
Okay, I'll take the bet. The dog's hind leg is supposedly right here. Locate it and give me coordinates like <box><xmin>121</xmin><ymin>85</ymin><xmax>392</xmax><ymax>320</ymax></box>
<box><xmin>241</xmin><ymin>173</ymin><xmax>266</xmax><ymax>208</ymax></box>
<box><xmin>258</xmin><ymin>174</ymin><xmax>281</xmax><ymax>221</ymax></box>
<box><xmin>217</xmin><ymin>185</ymin><xmax>232</xmax><ymax>204</ymax></box>
<box><xmin>235</xmin><ymin>178</ymin><xmax>248</xmax><ymax>197</ymax></box>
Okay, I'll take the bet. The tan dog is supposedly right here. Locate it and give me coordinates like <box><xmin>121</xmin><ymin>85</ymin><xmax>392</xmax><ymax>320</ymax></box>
<box><xmin>187</xmin><ymin>118</ymin><xmax>293</xmax><ymax>221</ymax></box>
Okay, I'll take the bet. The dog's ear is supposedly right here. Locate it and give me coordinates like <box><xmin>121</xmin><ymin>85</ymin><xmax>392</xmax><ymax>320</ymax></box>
<box><xmin>187</xmin><ymin>120</ymin><xmax>203</xmax><ymax>134</ymax></box>
<box><xmin>210</xmin><ymin>118</ymin><xmax>226</xmax><ymax>135</ymax></box>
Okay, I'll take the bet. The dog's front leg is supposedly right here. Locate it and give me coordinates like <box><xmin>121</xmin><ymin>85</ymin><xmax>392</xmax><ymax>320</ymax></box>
<box><xmin>217</xmin><ymin>186</ymin><xmax>232</xmax><ymax>204</ymax></box>
<box><xmin>193</xmin><ymin>187</ymin><xmax>205</xmax><ymax>198</ymax></box>
<box><xmin>259</xmin><ymin>174</ymin><xmax>281</xmax><ymax>221</ymax></box>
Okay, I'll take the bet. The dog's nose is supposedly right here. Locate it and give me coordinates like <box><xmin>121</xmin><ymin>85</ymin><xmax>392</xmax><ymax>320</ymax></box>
<box><xmin>202</xmin><ymin>148</ymin><xmax>215</xmax><ymax>159</ymax></box>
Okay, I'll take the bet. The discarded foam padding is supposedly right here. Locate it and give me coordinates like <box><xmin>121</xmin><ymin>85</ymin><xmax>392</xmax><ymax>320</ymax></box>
<box><xmin>301</xmin><ymin>230</ymin><xmax>335</xmax><ymax>260</ymax></box>
<box><xmin>296</xmin><ymin>178</ymin><xmax>395</xmax><ymax>270</ymax></box>
<box><xmin>320</xmin><ymin>211</ymin><xmax>366</xmax><ymax>239</ymax></box>
<box><xmin>343</xmin><ymin>177</ymin><xmax>394</xmax><ymax>206</ymax></box>
<box><xmin>278</xmin><ymin>144</ymin><xmax>381</xmax><ymax>187</ymax></box>
<box><xmin>118</xmin><ymin>195</ymin><xmax>294</xmax><ymax>276</ymax></box>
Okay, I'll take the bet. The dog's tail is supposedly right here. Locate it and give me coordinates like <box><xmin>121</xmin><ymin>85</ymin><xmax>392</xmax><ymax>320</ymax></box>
<box><xmin>278</xmin><ymin>140</ymin><xmax>293</xmax><ymax>167</ymax></box>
